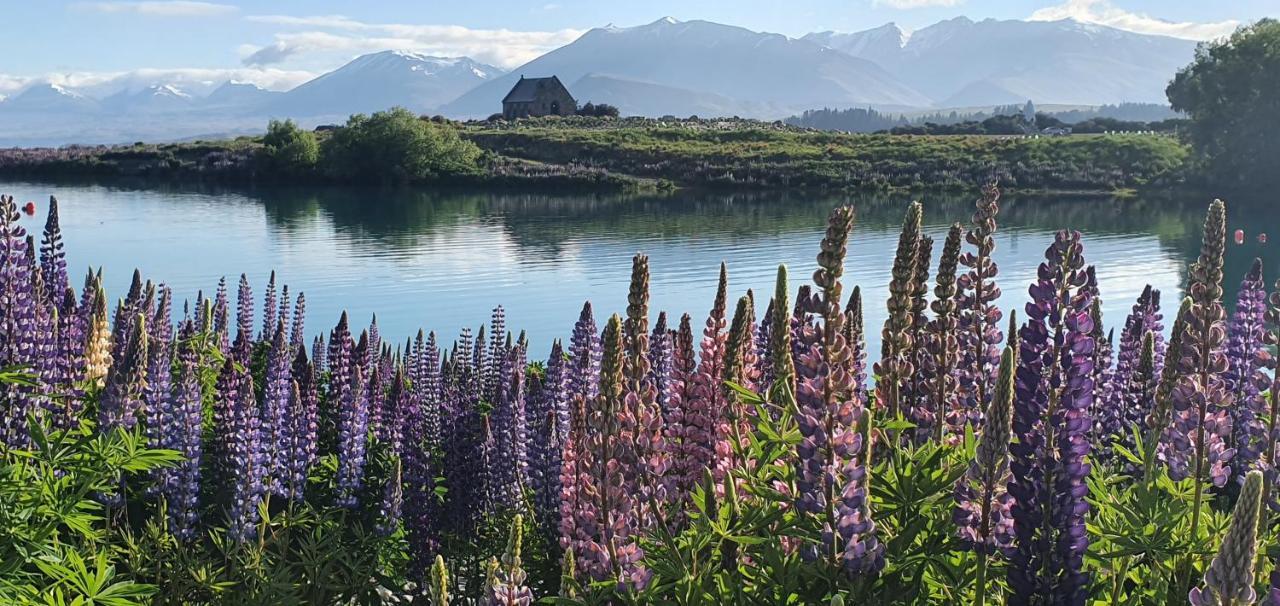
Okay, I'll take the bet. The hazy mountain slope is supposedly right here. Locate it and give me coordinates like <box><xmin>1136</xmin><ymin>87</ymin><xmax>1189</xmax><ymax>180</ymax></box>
<box><xmin>442</xmin><ymin>17</ymin><xmax>931</xmax><ymax>118</ymax></box>
<box><xmin>276</xmin><ymin>51</ymin><xmax>506</xmax><ymax>116</ymax></box>
<box><xmin>811</xmin><ymin>17</ymin><xmax>1196</xmax><ymax>105</ymax></box>
<box><xmin>570</xmin><ymin>74</ymin><xmax>782</xmax><ymax>118</ymax></box>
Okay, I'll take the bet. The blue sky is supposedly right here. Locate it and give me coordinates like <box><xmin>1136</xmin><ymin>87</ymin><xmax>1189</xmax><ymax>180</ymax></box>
<box><xmin>1</xmin><ymin>0</ymin><xmax>1273</xmax><ymax>95</ymax></box>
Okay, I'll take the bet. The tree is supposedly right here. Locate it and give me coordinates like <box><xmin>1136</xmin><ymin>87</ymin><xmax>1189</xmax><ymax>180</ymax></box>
<box><xmin>1167</xmin><ymin>19</ymin><xmax>1280</xmax><ymax>191</ymax></box>
<box><xmin>320</xmin><ymin>107</ymin><xmax>483</xmax><ymax>184</ymax></box>
<box><xmin>261</xmin><ymin>119</ymin><xmax>318</xmax><ymax>176</ymax></box>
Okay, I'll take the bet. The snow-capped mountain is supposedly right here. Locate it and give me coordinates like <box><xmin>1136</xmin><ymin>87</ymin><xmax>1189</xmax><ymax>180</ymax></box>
<box><xmin>0</xmin><ymin>83</ymin><xmax>100</xmax><ymax>113</ymax></box>
<box><xmin>441</xmin><ymin>17</ymin><xmax>932</xmax><ymax>118</ymax></box>
<box><xmin>806</xmin><ymin>17</ymin><xmax>1197</xmax><ymax>106</ymax></box>
<box><xmin>273</xmin><ymin>50</ymin><xmax>507</xmax><ymax>117</ymax></box>
<box><xmin>202</xmin><ymin>80</ymin><xmax>281</xmax><ymax>110</ymax></box>
<box><xmin>103</xmin><ymin>84</ymin><xmax>196</xmax><ymax>113</ymax></box>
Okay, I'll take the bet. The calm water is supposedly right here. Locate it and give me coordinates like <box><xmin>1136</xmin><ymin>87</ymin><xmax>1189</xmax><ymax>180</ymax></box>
<box><xmin>0</xmin><ymin>180</ymin><xmax>1271</xmax><ymax>358</ymax></box>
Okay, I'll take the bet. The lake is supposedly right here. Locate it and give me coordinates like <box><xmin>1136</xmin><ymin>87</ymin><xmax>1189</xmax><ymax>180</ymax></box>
<box><xmin>0</xmin><ymin>180</ymin><xmax>1270</xmax><ymax>359</ymax></box>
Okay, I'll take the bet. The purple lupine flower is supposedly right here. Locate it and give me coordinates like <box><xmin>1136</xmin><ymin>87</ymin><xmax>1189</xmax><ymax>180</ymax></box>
<box><xmin>403</xmin><ymin>339</ymin><xmax>441</xmax><ymax>578</ymax></box>
<box><xmin>311</xmin><ymin>333</ymin><xmax>326</xmax><ymax>377</ymax></box>
<box><xmin>662</xmin><ymin>313</ymin><xmax>697</xmax><ymax>509</ymax></box>
<box><xmin>0</xmin><ymin>195</ymin><xmax>42</xmax><ymax>446</ymax></box>
<box><xmin>901</xmin><ymin>232</ymin><xmax>934</xmax><ymax>438</ymax></box>
<box><xmin>649</xmin><ymin>312</ymin><xmax>675</xmax><ymax>418</ymax></box>
<box><xmin>621</xmin><ymin>254</ymin><xmax>669</xmax><ymax>538</ymax></box>
<box><xmin>1225</xmin><ymin>258</ymin><xmax>1268</xmax><ymax>482</ymax></box>
<box><xmin>1167</xmin><ymin>201</ymin><xmax>1233</xmax><ymax>500</ymax></box>
<box><xmin>956</xmin><ymin>183</ymin><xmax>1005</xmax><ymax>434</ymax></box>
<box><xmin>144</xmin><ymin>287</ymin><xmax>174</xmax><ymax>455</ymax></box>
<box><xmin>50</xmin><ymin>288</ymin><xmax>86</xmax><ymax>428</ymax></box>
<box><xmin>212</xmin><ymin>276</ymin><xmax>230</xmax><ymax>354</ymax></box>
<box><xmin>954</xmin><ymin>338</ymin><xmax>1017</xmax><ymax>558</ymax></box>
<box><xmin>793</xmin><ymin>206</ymin><xmax>883</xmax><ymax>576</ymax></box>
<box><xmin>218</xmin><ymin>359</ymin><xmax>265</xmax><ymax>543</ymax></box>
<box><xmin>488</xmin><ymin>337</ymin><xmax>529</xmax><ymax>512</ymax></box>
<box><xmin>286</xmin><ymin>348</ymin><xmax>319</xmax><ymax>501</ymax></box>
<box><xmin>377</xmin><ymin>368</ymin><xmax>412</xmax><ymax>536</ymax></box>
<box><xmin>1007</xmin><ymin>230</ymin><xmax>1094</xmax><ymax>606</ymax></box>
<box><xmin>39</xmin><ymin>196</ymin><xmax>68</xmax><ymax>308</ymax></box>
<box><xmin>529</xmin><ymin>339</ymin><xmax>569</xmax><ymax>543</ymax></box>
<box><xmin>367</xmin><ymin>314</ymin><xmax>381</xmax><ymax>374</ymax></box>
<box><xmin>336</xmin><ymin>363</ymin><xmax>370</xmax><ymax>508</ymax></box>
<box><xmin>414</xmin><ymin>331</ymin><xmax>443</xmax><ymax>452</ymax></box>
<box><xmin>99</xmin><ymin>312</ymin><xmax>149</xmax><ymax>433</ymax></box>
<box><xmin>261</xmin><ymin>323</ymin><xmax>293</xmax><ymax>498</ymax></box>
<box><xmin>875</xmin><ymin>202</ymin><xmax>922</xmax><ymax>421</ymax></box>
<box><xmin>755</xmin><ymin>299</ymin><xmax>776</xmax><ymax>395</ymax></box>
<box><xmin>260</xmin><ymin>271</ymin><xmax>277</xmax><ymax>341</ymax></box>
<box><xmin>233</xmin><ymin>274</ymin><xmax>253</xmax><ymax>362</ymax></box>
<box><xmin>327</xmin><ymin>312</ymin><xmax>354</xmax><ymax>422</ymax></box>
<box><xmin>1097</xmin><ymin>285</ymin><xmax>1164</xmax><ymax>456</ymax></box>
<box><xmin>366</xmin><ymin>345</ymin><xmax>387</xmax><ymax>442</ymax></box>
<box><xmin>290</xmin><ymin>292</ymin><xmax>306</xmax><ymax>354</ymax></box>
<box><xmin>163</xmin><ymin>320</ymin><xmax>203</xmax><ymax>540</ymax></box>
<box><xmin>1190</xmin><ymin>470</ymin><xmax>1264</xmax><ymax>606</ymax></box>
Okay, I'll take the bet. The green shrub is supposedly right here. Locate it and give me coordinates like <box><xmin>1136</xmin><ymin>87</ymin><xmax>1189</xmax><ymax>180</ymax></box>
<box><xmin>320</xmin><ymin>107</ymin><xmax>483</xmax><ymax>184</ymax></box>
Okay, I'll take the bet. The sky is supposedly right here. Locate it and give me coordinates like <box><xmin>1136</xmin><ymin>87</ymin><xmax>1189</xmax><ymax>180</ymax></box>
<box><xmin>1</xmin><ymin>0</ymin><xmax>1273</xmax><ymax>96</ymax></box>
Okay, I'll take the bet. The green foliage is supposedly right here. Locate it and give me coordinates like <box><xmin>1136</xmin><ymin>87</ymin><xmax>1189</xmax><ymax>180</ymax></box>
<box><xmin>321</xmin><ymin>107</ymin><xmax>484</xmax><ymax>184</ymax></box>
<box><xmin>1167</xmin><ymin>18</ymin><xmax>1280</xmax><ymax>191</ymax></box>
<box><xmin>260</xmin><ymin>119</ymin><xmax>319</xmax><ymax>176</ymax></box>
<box><xmin>0</xmin><ymin>411</ymin><xmax>179</xmax><ymax>605</ymax></box>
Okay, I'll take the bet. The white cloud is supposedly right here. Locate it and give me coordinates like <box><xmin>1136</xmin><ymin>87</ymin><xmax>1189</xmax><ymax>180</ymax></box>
<box><xmin>872</xmin><ymin>0</ymin><xmax>963</xmax><ymax>8</ymax></box>
<box><xmin>241</xmin><ymin>14</ymin><xmax>583</xmax><ymax>68</ymax></box>
<box><xmin>1029</xmin><ymin>0</ymin><xmax>1239</xmax><ymax>40</ymax></box>
<box><xmin>73</xmin><ymin>1</ymin><xmax>237</xmax><ymax>17</ymax></box>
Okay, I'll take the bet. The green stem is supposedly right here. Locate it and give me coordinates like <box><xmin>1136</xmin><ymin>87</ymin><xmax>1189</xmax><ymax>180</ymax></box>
<box><xmin>974</xmin><ymin>551</ymin><xmax>989</xmax><ymax>606</ymax></box>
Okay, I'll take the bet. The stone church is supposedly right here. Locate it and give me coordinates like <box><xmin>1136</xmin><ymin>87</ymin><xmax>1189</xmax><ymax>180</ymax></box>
<box><xmin>501</xmin><ymin>76</ymin><xmax>577</xmax><ymax>119</ymax></box>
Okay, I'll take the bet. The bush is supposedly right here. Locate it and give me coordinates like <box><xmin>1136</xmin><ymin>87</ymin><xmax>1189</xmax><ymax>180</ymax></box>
<box><xmin>320</xmin><ymin>107</ymin><xmax>483</xmax><ymax>184</ymax></box>
<box><xmin>261</xmin><ymin>119</ymin><xmax>318</xmax><ymax>176</ymax></box>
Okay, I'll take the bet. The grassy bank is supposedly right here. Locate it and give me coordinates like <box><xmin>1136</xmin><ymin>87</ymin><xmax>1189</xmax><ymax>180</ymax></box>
<box><xmin>463</xmin><ymin>116</ymin><xmax>1191</xmax><ymax>193</ymax></box>
<box><xmin>0</xmin><ymin>115</ymin><xmax>1191</xmax><ymax>194</ymax></box>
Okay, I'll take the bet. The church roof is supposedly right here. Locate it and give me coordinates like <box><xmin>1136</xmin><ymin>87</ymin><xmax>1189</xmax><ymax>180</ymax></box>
<box><xmin>502</xmin><ymin>76</ymin><xmax>573</xmax><ymax>103</ymax></box>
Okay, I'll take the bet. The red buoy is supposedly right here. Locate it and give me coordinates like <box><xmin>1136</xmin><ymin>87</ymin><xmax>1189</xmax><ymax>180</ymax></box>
<box><xmin>21</xmin><ymin>201</ymin><xmax>35</xmax><ymax>216</ymax></box>
<box><xmin>1234</xmin><ymin>229</ymin><xmax>1245</xmax><ymax>245</ymax></box>
<box><xmin>1260</xmin><ymin>233</ymin><xmax>1269</xmax><ymax>244</ymax></box>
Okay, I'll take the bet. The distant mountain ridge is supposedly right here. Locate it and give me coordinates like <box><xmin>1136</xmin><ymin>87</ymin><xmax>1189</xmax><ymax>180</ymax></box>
<box><xmin>0</xmin><ymin>15</ymin><xmax>1194</xmax><ymax>145</ymax></box>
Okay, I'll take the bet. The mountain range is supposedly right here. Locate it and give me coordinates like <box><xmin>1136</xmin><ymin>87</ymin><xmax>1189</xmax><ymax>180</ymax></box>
<box><xmin>0</xmin><ymin>16</ymin><xmax>1199</xmax><ymax>145</ymax></box>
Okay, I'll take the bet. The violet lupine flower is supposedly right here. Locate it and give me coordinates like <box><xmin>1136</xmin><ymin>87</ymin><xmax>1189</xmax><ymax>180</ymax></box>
<box><xmin>50</xmin><ymin>289</ymin><xmax>87</xmax><ymax>428</ymax></box>
<box><xmin>377</xmin><ymin>368</ymin><xmax>413</xmax><ymax>536</ymax></box>
<box><xmin>875</xmin><ymin>201</ymin><xmax>922</xmax><ymax>421</ymax></box>
<box><xmin>1189</xmin><ymin>470</ymin><xmax>1264</xmax><ymax>606</ymax></box>
<box><xmin>1007</xmin><ymin>230</ymin><xmax>1094</xmax><ymax>606</ymax></box>
<box><xmin>336</xmin><ymin>364</ymin><xmax>370</xmax><ymax>508</ymax></box>
<box><xmin>403</xmin><ymin>355</ymin><xmax>441</xmax><ymax>578</ymax></box>
<box><xmin>261</xmin><ymin>323</ymin><xmax>293</xmax><ymax>498</ymax></box>
<box><xmin>901</xmin><ymin>233</ymin><xmax>934</xmax><ymax>436</ymax></box>
<box><xmin>311</xmin><ymin>334</ymin><xmax>327</xmax><ymax>377</ymax></box>
<box><xmin>99</xmin><ymin>313</ymin><xmax>149</xmax><ymax>433</ymax></box>
<box><xmin>755</xmin><ymin>299</ymin><xmax>776</xmax><ymax>395</ymax></box>
<box><xmin>488</xmin><ymin>342</ymin><xmax>529</xmax><ymax>512</ymax></box>
<box><xmin>793</xmin><ymin>206</ymin><xmax>884</xmax><ymax>576</ymax></box>
<box><xmin>212</xmin><ymin>276</ymin><xmax>230</xmax><ymax>354</ymax></box>
<box><xmin>662</xmin><ymin>313</ymin><xmax>697</xmax><ymax>509</ymax></box>
<box><xmin>486</xmin><ymin>514</ymin><xmax>533</xmax><ymax>606</ymax></box>
<box><xmin>649</xmin><ymin>312</ymin><xmax>674</xmax><ymax>417</ymax></box>
<box><xmin>327</xmin><ymin>312</ymin><xmax>354</xmax><ymax>419</ymax></box>
<box><xmin>926</xmin><ymin>224</ymin><xmax>964</xmax><ymax>443</ymax></box>
<box><xmin>260</xmin><ymin>271</ymin><xmax>277</xmax><ymax>341</ymax></box>
<box><xmin>956</xmin><ymin>183</ymin><xmax>1005</xmax><ymax>434</ymax></box>
<box><xmin>1224</xmin><ymin>258</ymin><xmax>1268</xmax><ymax>481</ymax></box>
<box><xmin>1267</xmin><ymin>570</ymin><xmax>1280</xmax><ymax>606</ymax></box>
<box><xmin>414</xmin><ymin>331</ymin><xmax>443</xmax><ymax>452</ymax></box>
<box><xmin>567</xmin><ymin>301</ymin><xmax>601</xmax><ymax>405</ymax></box>
<box><xmin>528</xmin><ymin>339</ymin><xmax>569</xmax><ymax>543</ymax></box>
<box><xmin>233</xmin><ymin>274</ymin><xmax>253</xmax><ymax>362</ymax></box>
<box><xmin>1103</xmin><ymin>286</ymin><xmax>1163</xmax><ymax>444</ymax></box>
<box><xmin>163</xmin><ymin>320</ymin><xmax>204</xmax><ymax>540</ymax></box>
<box><xmin>1168</xmin><ymin>200</ymin><xmax>1234</xmax><ymax>492</ymax></box>
<box><xmin>366</xmin><ymin>346</ymin><xmax>387</xmax><ymax>441</ymax></box>
<box><xmin>1149</xmin><ymin>297</ymin><xmax>1193</xmax><ymax>478</ymax></box>
<box><xmin>286</xmin><ymin>349</ymin><xmax>319</xmax><ymax>501</ymax></box>
<box><xmin>218</xmin><ymin>359</ymin><xmax>266</xmax><ymax>543</ymax></box>
<box><xmin>681</xmin><ymin>264</ymin><xmax>729</xmax><ymax>493</ymax></box>
<box><xmin>290</xmin><ymin>292</ymin><xmax>306</xmax><ymax>353</ymax></box>
<box><xmin>39</xmin><ymin>196</ymin><xmax>68</xmax><ymax>308</ymax></box>
<box><xmin>143</xmin><ymin>287</ymin><xmax>174</xmax><ymax>453</ymax></box>
<box><xmin>0</xmin><ymin>195</ymin><xmax>43</xmax><ymax>446</ymax></box>
<box><xmin>368</xmin><ymin>314</ymin><xmax>382</xmax><ymax>374</ymax></box>
<box><xmin>953</xmin><ymin>336</ymin><xmax>1017</xmax><ymax>555</ymax></box>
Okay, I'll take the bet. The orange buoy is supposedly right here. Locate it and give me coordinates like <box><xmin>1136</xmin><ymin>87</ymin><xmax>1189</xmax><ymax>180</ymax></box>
<box><xmin>21</xmin><ymin>201</ymin><xmax>35</xmax><ymax>216</ymax></box>
<box><xmin>1234</xmin><ymin>229</ymin><xmax>1244</xmax><ymax>245</ymax></box>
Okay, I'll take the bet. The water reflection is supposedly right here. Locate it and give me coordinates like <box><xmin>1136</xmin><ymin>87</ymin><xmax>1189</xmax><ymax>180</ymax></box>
<box><xmin>0</xmin><ymin>179</ymin><xmax>1269</xmax><ymax>358</ymax></box>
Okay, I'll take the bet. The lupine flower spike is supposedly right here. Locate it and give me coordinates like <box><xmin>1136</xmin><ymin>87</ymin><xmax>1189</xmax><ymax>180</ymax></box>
<box><xmin>1189</xmin><ymin>470</ymin><xmax>1264</xmax><ymax>606</ymax></box>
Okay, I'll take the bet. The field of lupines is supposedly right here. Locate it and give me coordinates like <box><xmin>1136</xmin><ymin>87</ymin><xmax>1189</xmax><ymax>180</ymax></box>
<box><xmin>1</xmin><ymin>186</ymin><xmax>1278</xmax><ymax>605</ymax></box>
